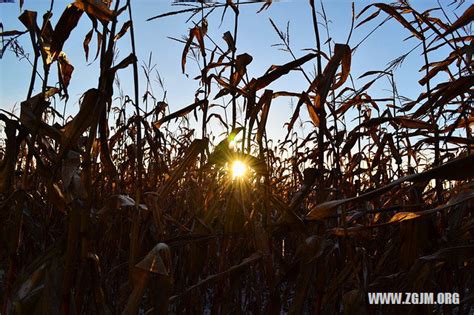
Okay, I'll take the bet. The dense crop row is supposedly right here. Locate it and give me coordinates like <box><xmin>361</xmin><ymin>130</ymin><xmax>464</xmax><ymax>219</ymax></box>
<box><xmin>0</xmin><ymin>0</ymin><xmax>473</xmax><ymax>313</ymax></box>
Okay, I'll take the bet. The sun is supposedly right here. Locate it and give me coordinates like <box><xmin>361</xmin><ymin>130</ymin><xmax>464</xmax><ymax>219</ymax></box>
<box><xmin>231</xmin><ymin>160</ymin><xmax>247</xmax><ymax>179</ymax></box>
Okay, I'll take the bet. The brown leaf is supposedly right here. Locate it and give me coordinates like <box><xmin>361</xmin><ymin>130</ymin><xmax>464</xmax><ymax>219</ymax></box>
<box><xmin>310</xmin><ymin>44</ymin><xmax>351</xmax><ymax>110</ymax></box>
<box><xmin>58</xmin><ymin>52</ymin><xmax>74</xmax><ymax>90</ymax></box>
<box><xmin>306</xmin><ymin>102</ymin><xmax>320</xmax><ymax>127</ymax></box>
<box><xmin>336</xmin><ymin>93</ymin><xmax>377</xmax><ymax>116</ymax></box>
<box><xmin>386</xmin><ymin>134</ymin><xmax>402</xmax><ymax>164</ymax></box>
<box><xmin>413</xmin><ymin>75</ymin><xmax>473</xmax><ymax>118</ymax></box>
<box><xmin>20</xmin><ymin>91</ymin><xmax>62</xmax><ymax>141</ymax></box>
<box><xmin>135</xmin><ymin>243</ymin><xmax>172</xmax><ymax>275</ymax></box>
<box><xmin>388</xmin><ymin>212</ymin><xmax>421</xmax><ymax>223</ymax></box>
<box><xmin>257</xmin><ymin>0</ymin><xmax>272</xmax><ymax>13</ymax></box>
<box><xmin>306</xmin><ymin>199</ymin><xmax>347</xmax><ymax>221</ymax></box>
<box><xmin>442</xmin><ymin>4</ymin><xmax>474</xmax><ymax>37</ymax></box>
<box><xmin>41</xmin><ymin>12</ymin><xmax>54</xmax><ymax>42</ymax></box>
<box><xmin>0</xmin><ymin>30</ymin><xmax>28</xmax><ymax>37</ymax></box>
<box><xmin>61</xmin><ymin>88</ymin><xmax>102</xmax><ymax>154</ymax></box>
<box><xmin>421</xmin><ymin>136</ymin><xmax>474</xmax><ymax>146</ymax></box>
<box><xmin>418</xmin><ymin>48</ymin><xmax>461</xmax><ymax>86</ymax></box>
<box><xmin>341</xmin><ymin>131</ymin><xmax>363</xmax><ymax>156</ymax></box>
<box><xmin>222</xmin><ymin>31</ymin><xmax>235</xmax><ymax>52</ymax></box>
<box><xmin>114</xmin><ymin>20</ymin><xmax>131</xmax><ymax>42</ymax></box>
<box><xmin>110</xmin><ymin>53</ymin><xmax>137</xmax><ymax>73</ymax></box>
<box><xmin>182</xmin><ymin>26</ymin><xmax>205</xmax><ymax>74</ymax></box>
<box><xmin>333</xmin><ymin>44</ymin><xmax>351</xmax><ymax>90</ymax></box>
<box><xmin>210</xmin><ymin>74</ymin><xmax>247</xmax><ymax>98</ymax></box>
<box><xmin>306</xmin><ymin>154</ymin><xmax>474</xmax><ymax>220</ymax></box>
<box><xmin>360</xmin><ymin>116</ymin><xmax>435</xmax><ymax>130</ymax></box>
<box><xmin>74</xmin><ymin>0</ymin><xmax>115</xmax><ymax>23</ymax></box>
<box><xmin>83</xmin><ymin>29</ymin><xmax>93</xmax><ymax>61</ymax></box>
<box><xmin>19</xmin><ymin>10</ymin><xmax>38</xmax><ymax>35</ymax></box>
<box><xmin>355</xmin><ymin>9</ymin><xmax>380</xmax><ymax>28</ymax></box>
<box><xmin>123</xmin><ymin>243</ymin><xmax>172</xmax><ymax>315</ymax></box>
<box><xmin>245</xmin><ymin>53</ymin><xmax>317</xmax><ymax>92</ymax></box>
<box><xmin>358</xmin><ymin>70</ymin><xmax>391</xmax><ymax>79</ymax></box>
<box><xmin>286</xmin><ymin>92</ymin><xmax>312</xmax><ymax>135</ymax></box>
<box><xmin>158</xmin><ymin>139</ymin><xmax>208</xmax><ymax>197</ymax></box>
<box><xmin>361</xmin><ymin>3</ymin><xmax>423</xmax><ymax>40</ymax></box>
<box><xmin>231</xmin><ymin>53</ymin><xmax>253</xmax><ymax>86</ymax></box>
<box><xmin>94</xmin><ymin>30</ymin><xmax>102</xmax><ymax>61</ymax></box>
<box><xmin>50</xmin><ymin>4</ymin><xmax>83</xmax><ymax>61</ymax></box>
<box><xmin>153</xmin><ymin>100</ymin><xmax>206</xmax><ymax>128</ymax></box>
<box><xmin>256</xmin><ymin>90</ymin><xmax>273</xmax><ymax>145</ymax></box>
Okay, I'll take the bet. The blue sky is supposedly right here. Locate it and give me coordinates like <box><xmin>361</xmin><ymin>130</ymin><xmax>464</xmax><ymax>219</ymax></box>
<box><xmin>0</xmin><ymin>0</ymin><xmax>467</xmax><ymax>142</ymax></box>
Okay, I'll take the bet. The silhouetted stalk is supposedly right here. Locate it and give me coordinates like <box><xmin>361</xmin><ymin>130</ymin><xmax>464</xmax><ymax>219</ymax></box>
<box><xmin>41</xmin><ymin>64</ymin><xmax>50</xmax><ymax>94</ymax></box>
<box><xmin>309</xmin><ymin>0</ymin><xmax>326</xmax><ymax>195</ymax></box>
<box><xmin>389</xmin><ymin>71</ymin><xmax>401</xmax><ymax>177</ymax></box>
<box><xmin>319</xmin><ymin>0</ymin><xmax>342</xmax><ymax>183</ymax></box>
<box><xmin>230</xmin><ymin>0</ymin><xmax>240</xmax><ymax>130</ymax></box>
<box><xmin>309</xmin><ymin>0</ymin><xmax>322</xmax><ymax>85</ymax></box>
<box><xmin>414</xmin><ymin>14</ymin><xmax>443</xmax><ymax>204</ymax></box>
<box><xmin>61</xmin><ymin>201</ymin><xmax>81</xmax><ymax>313</ymax></box>
<box><xmin>38</xmin><ymin>11</ymin><xmax>52</xmax><ymax>94</ymax></box>
<box><xmin>27</xmin><ymin>58</ymin><xmax>39</xmax><ymax>99</ymax></box>
<box><xmin>201</xmin><ymin>1</ymin><xmax>209</xmax><ymax>139</ymax></box>
<box><xmin>411</xmin><ymin>6</ymin><xmax>471</xmax><ymax>161</ymax></box>
<box><xmin>241</xmin><ymin>98</ymin><xmax>248</xmax><ymax>152</ymax></box>
<box><xmin>25</xmin><ymin>29</ymin><xmax>39</xmax><ymax>99</ymax></box>
<box><xmin>414</xmin><ymin>12</ymin><xmax>471</xmax><ymax>74</ymax></box>
<box><xmin>127</xmin><ymin>0</ymin><xmax>143</xmax><ymax>281</ymax></box>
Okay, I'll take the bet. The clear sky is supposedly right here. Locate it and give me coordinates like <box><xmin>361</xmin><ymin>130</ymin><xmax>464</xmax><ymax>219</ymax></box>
<box><xmin>0</xmin><ymin>0</ymin><xmax>467</xmax><ymax>142</ymax></box>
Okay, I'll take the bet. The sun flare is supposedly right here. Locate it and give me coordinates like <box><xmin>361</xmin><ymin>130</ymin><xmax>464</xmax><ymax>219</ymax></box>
<box><xmin>231</xmin><ymin>160</ymin><xmax>247</xmax><ymax>179</ymax></box>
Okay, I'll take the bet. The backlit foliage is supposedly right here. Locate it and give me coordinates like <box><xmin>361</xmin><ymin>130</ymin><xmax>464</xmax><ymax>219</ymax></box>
<box><xmin>0</xmin><ymin>0</ymin><xmax>473</xmax><ymax>313</ymax></box>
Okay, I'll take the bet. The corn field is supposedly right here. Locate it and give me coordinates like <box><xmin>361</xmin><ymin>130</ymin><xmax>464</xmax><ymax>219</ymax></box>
<box><xmin>0</xmin><ymin>0</ymin><xmax>473</xmax><ymax>314</ymax></box>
